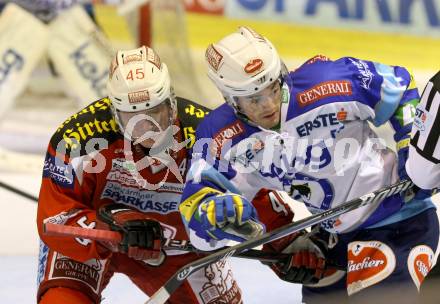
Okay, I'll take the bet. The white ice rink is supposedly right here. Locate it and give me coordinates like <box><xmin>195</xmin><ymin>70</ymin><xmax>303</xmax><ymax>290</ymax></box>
<box><xmin>0</xmin><ymin>256</ymin><xmax>302</xmax><ymax>303</ymax></box>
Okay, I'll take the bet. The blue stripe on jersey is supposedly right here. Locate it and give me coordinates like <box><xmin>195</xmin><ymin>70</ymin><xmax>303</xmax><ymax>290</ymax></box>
<box><xmin>401</xmin><ymin>87</ymin><xmax>420</xmax><ymax>104</ymax></box>
<box><xmin>366</xmin><ymin>197</ymin><xmax>435</xmax><ymax>229</ymax></box>
<box><xmin>358</xmin><ymin>195</ymin><xmax>403</xmax><ymax>229</ymax></box>
<box><xmin>372</xmin><ymin>63</ymin><xmax>411</xmax><ymax>126</ymax></box>
<box><xmin>186</xmin><ymin>159</ymin><xmax>241</xmax><ymax>195</ymax></box>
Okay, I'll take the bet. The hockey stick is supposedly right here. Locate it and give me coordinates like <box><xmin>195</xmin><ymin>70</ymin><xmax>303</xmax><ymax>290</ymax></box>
<box><xmin>145</xmin><ymin>180</ymin><xmax>413</xmax><ymax>304</ymax></box>
<box><xmin>43</xmin><ymin>222</ymin><xmax>291</xmax><ymax>264</ymax></box>
<box><xmin>44</xmin><ymin>222</ymin><xmax>345</xmax><ymax>268</ymax></box>
<box><xmin>0</xmin><ymin>181</ymin><xmax>38</xmax><ymax>202</ymax></box>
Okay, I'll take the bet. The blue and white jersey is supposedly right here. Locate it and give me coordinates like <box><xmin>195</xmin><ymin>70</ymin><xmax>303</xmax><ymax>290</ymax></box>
<box><xmin>181</xmin><ymin>56</ymin><xmax>434</xmax><ymax>235</ymax></box>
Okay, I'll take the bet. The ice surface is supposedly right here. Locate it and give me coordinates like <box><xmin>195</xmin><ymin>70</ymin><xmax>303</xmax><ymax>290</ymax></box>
<box><xmin>0</xmin><ymin>171</ymin><xmax>302</xmax><ymax>303</ymax></box>
<box><xmin>0</xmin><ymin>255</ymin><xmax>302</xmax><ymax>303</ymax></box>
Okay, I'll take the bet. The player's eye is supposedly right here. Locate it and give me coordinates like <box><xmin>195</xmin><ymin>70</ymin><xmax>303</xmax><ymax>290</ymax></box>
<box><xmin>250</xmin><ymin>98</ymin><xmax>260</xmax><ymax>105</ymax></box>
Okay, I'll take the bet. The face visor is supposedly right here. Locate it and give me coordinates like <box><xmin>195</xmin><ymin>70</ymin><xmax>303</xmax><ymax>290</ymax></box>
<box><xmin>113</xmin><ymin>99</ymin><xmax>176</xmax><ymax>147</ymax></box>
<box><xmin>233</xmin><ymin>78</ymin><xmax>283</xmax><ymax>109</ymax></box>
<box><xmin>230</xmin><ymin>78</ymin><xmax>285</xmax><ymax>131</ymax></box>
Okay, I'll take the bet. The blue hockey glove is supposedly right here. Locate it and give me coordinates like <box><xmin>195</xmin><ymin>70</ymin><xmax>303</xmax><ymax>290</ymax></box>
<box><xmin>395</xmin><ymin>128</ymin><xmax>432</xmax><ymax>200</ymax></box>
<box><xmin>188</xmin><ymin>193</ymin><xmax>265</xmax><ymax>243</ymax></box>
<box><xmin>397</xmin><ymin>144</ymin><xmax>410</xmax><ymax>181</ymax></box>
<box><xmin>395</xmin><ymin>124</ymin><xmax>411</xmax><ymax>181</ymax></box>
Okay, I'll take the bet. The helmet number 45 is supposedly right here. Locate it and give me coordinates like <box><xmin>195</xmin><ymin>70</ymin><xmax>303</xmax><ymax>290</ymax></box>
<box><xmin>126</xmin><ymin>68</ymin><xmax>145</xmax><ymax>80</ymax></box>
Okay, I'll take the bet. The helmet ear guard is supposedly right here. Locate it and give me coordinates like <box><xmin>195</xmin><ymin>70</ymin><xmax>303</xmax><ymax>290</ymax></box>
<box><xmin>205</xmin><ymin>26</ymin><xmax>287</xmax><ymax>111</ymax></box>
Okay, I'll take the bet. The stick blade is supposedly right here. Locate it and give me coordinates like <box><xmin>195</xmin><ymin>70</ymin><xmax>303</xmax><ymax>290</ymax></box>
<box><xmin>146</xmin><ymin>287</ymin><xmax>171</xmax><ymax>304</ymax></box>
<box><xmin>43</xmin><ymin>223</ymin><xmax>121</xmax><ymax>243</ymax></box>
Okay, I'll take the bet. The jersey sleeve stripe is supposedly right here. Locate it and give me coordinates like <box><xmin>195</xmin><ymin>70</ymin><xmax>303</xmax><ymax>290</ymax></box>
<box><xmin>412</xmin><ymin>86</ymin><xmax>440</xmax><ymax>162</ymax></box>
<box><xmin>425</xmin><ymin>71</ymin><xmax>440</xmax><ymax>111</ymax></box>
<box><xmin>419</xmin><ymin>82</ymin><xmax>434</xmax><ymax>109</ymax></box>
<box><xmin>412</xmin><ymin>144</ymin><xmax>440</xmax><ymax>164</ymax></box>
<box><xmin>426</xmin><ymin>82</ymin><xmax>438</xmax><ymax>111</ymax></box>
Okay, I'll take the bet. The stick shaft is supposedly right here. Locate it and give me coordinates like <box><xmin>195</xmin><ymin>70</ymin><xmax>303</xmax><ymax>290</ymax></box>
<box><xmin>0</xmin><ymin>181</ymin><xmax>38</xmax><ymax>202</ymax></box>
<box><xmin>42</xmin><ymin>222</ymin><xmax>298</xmax><ymax>264</ymax></box>
<box><xmin>145</xmin><ymin>180</ymin><xmax>413</xmax><ymax>304</ymax></box>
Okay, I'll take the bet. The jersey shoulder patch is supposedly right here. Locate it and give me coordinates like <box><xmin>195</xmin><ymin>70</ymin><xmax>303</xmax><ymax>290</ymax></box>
<box><xmin>177</xmin><ymin>97</ymin><xmax>211</xmax><ymax>149</ymax></box>
<box><xmin>196</xmin><ymin>103</ymin><xmax>260</xmax><ymax>152</ymax></box>
<box><xmin>49</xmin><ymin>97</ymin><xmax>120</xmax><ymax>157</ymax></box>
<box><xmin>177</xmin><ymin>97</ymin><xmax>211</xmax><ymax>129</ymax></box>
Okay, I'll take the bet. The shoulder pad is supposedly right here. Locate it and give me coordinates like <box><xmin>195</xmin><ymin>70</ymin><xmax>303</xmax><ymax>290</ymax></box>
<box><xmin>49</xmin><ymin>97</ymin><xmax>120</xmax><ymax>157</ymax></box>
<box><xmin>304</xmin><ymin>54</ymin><xmax>331</xmax><ymax>65</ymax></box>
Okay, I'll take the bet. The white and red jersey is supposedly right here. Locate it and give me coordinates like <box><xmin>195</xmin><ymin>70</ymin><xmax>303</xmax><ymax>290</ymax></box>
<box><xmin>37</xmin><ymin>97</ymin><xmax>245</xmax><ymax>304</ymax></box>
<box><xmin>37</xmin><ymin>96</ymin><xmax>209</xmax><ymax>263</ymax></box>
<box><xmin>407</xmin><ymin>71</ymin><xmax>440</xmax><ymax>189</ymax></box>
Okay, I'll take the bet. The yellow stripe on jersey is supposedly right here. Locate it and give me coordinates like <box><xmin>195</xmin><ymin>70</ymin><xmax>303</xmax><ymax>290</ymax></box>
<box><xmin>397</xmin><ymin>138</ymin><xmax>411</xmax><ymax>151</ymax></box>
<box><xmin>200</xmin><ymin>199</ymin><xmax>217</xmax><ymax>226</ymax></box>
<box><xmin>408</xmin><ymin>73</ymin><xmax>418</xmax><ymax>90</ymax></box>
<box><xmin>179</xmin><ymin>187</ymin><xmax>222</xmax><ymax>222</ymax></box>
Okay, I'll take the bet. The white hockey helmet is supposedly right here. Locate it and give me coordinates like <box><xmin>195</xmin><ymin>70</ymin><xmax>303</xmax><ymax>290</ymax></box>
<box><xmin>107</xmin><ymin>46</ymin><xmax>177</xmax><ymax>141</ymax></box>
<box><xmin>205</xmin><ymin>26</ymin><xmax>286</xmax><ymax>109</ymax></box>
<box><xmin>107</xmin><ymin>45</ymin><xmax>176</xmax><ymax>113</ymax></box>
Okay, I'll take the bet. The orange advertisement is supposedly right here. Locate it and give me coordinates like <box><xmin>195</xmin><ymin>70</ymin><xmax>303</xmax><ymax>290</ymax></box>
<box><xmin>184</xmin><ymin>0</ymin><xmax>225</xmax><ymax>15</ymax></box>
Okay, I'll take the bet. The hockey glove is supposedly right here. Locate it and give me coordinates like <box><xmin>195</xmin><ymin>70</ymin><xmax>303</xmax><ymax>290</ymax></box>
<box><xmin>263</xmin><ymin>230</ymin><xmax>328</xmax><ymax>285</ymax></box>
<box><xmin>189</xmin><ymin>193</ymin><xmax>265</xmax><ymax>243</ymax></box>
<box><xmin>97</xmin><ymin>203</ymin><xmax>165</xmax><ymax>265</ymax></box>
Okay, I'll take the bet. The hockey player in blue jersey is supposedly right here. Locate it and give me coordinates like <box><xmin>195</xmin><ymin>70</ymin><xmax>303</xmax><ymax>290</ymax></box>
<box><xmin>179</xmin><ymin>26</ymin><xmax>439</xmax><ymax>303</ymax></box>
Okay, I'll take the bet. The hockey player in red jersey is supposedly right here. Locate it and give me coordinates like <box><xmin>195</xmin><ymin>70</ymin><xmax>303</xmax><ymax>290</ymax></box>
<box><xmin>36</xmin><ymin>46</ymin><xmax>243</xmax><ymax>304</ymax></box>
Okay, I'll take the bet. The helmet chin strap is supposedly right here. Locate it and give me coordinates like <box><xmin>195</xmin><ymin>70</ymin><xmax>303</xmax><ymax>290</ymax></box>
<box><xmin>235</xmin><ymin>110</ymin><xmax>281</xmax><ymax>132</ymax></box>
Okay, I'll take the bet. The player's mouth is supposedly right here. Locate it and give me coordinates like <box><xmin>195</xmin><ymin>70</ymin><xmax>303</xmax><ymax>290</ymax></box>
<box><xmin>263</xmin><ymin>111</ymin><xmax>277</xmax><ymax>120</ymax></box>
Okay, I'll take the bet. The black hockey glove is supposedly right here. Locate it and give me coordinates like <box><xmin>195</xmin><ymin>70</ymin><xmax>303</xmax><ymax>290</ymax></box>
<box><xmin>97</xmin><ymin>203</ymin><xmax>165</xmax><ymax>264</ymax></box>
